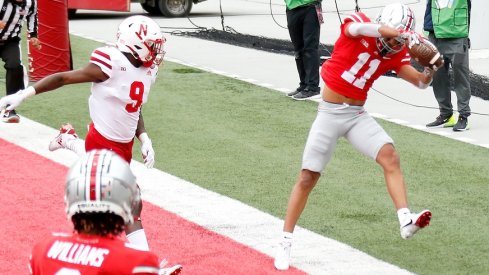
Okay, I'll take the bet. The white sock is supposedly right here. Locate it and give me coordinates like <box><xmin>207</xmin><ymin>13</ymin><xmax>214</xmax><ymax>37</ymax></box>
<box><xmin>65</xmin><ymin>138</ymin><xmax>86</xmax><ymax>157</ymax></box>
<box><xmin>126</xmin><ymin>229</ymin><xmax>150</xmax><ymax>251</ymax></box>
<box><xmin>397</xmin><ymin>208</ymin><xmax>411</xmax><ymax>226</ymax></box>
<box><xmin>281</xmin><ymin>231</ymin><xmax>293</xmax><ymax>243</ymax></box>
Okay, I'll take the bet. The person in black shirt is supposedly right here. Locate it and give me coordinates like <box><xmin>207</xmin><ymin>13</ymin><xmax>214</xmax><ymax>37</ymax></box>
<box><xmin>0</xmin><ymin>0</ymin><xmax>40</xmax><ymax>123</ymax></box>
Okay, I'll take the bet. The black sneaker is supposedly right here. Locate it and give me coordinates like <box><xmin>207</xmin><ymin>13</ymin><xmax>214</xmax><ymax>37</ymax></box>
<box><xmin>426</xmin><ymin>114</ymin><xmax>455</xmax><ymax>128</ymax></box>
<box><xmin>2</xmin><ymin>109</ymin><xmax>20</xmax><ymax>123</ymax></box>
<box><xmin>287</xmin><ymin>86</ymin><xmax>305</xmax><ymax>97</ymax></box>
<box><xmin>292</xmin><ymin>87</ymin><xmax>320</xmax><ymax>101</ymax></box>
<box><xmin>453</xmin><ymin>116</ymin><xmax>469</xmax><ymax>131</ymax></box>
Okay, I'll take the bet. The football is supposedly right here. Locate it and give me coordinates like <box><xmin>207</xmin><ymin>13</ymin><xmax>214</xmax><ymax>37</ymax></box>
<box><xmin>405</xmin><ymin>37</ymin><xmax>443</xmax><ymax>70</ymax></box>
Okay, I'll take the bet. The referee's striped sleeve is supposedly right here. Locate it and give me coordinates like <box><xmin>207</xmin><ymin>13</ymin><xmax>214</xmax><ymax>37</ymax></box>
<box><xmin>26</xmin><ymin>0</ymin><xmax>38</xmax><ymax>37</ymax></box>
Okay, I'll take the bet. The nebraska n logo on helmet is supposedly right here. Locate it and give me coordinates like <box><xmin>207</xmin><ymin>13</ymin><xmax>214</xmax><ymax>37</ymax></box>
<box><xmin>136</xmin><ymin>23</ymin><xmax>148</xmax><ymax>40</ymax></box>
<box><xmin>116</xmin><ymin>15</ymin><xmax>166</xmax><ymax>67</ymax></box>
<box><xmin>64</xmin><ymin>150</ymin><xmax>140</xmax><ymax>225</ymax></box>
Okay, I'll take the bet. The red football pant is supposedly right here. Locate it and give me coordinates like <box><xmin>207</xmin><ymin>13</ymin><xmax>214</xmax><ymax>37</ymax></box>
<box><xmin>85</xmin><ymin>122</ymin><xmax>134</xmax><ymax>163</ymax></box>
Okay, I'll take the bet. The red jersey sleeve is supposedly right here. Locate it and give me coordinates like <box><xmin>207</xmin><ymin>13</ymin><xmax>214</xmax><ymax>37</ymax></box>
<box><xmin>126</xmin><ymin>247</ymin><xmax>160</xmax><ymax>274</ymax></box>
<box><xmin>343</xmin><ymin>12</ymin><xmax>371</xmax><ymax>24</ymax></box>
<box><xmin>391</xmin><ymin>50</ymin><xmax>412</xmax><ymax>73</ymax></box>
<box><xmin>340</xmin><ymin>12</ymin><xmax>372</xmax><ymax>35</ymax></box>
<box><xmin>29</xmin><ymin>235</ymin><xmax>53</xmax><ymax>275</ymax></box>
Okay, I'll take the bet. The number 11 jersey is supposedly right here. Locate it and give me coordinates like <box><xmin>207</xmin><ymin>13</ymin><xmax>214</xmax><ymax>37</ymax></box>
<box><xmin>321</xmin><ymin>12</ymin><xmax>411</xmax><ymax>101</ymax></box>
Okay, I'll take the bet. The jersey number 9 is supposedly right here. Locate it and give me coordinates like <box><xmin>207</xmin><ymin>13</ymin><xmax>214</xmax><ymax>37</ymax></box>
<box><xmin>125</xmin><ymin>81</ymin><xmax>145</xmax><ymax>113</ymax></box>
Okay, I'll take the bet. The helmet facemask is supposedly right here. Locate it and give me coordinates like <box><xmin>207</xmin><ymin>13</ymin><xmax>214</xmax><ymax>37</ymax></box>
<box><xmin>377</xmin><ymin>36</ymin><xmax>405</xmax><ymax>56</ymax></box>
<box><xmin>141</xmin><ymin>37</ymin><xmax>165</xmax><ymax>67</ymax></box>
<box><xmin>375</xmin><ymin>3</ymin><xmax>415</xmax><ymax>56</ymax></box>
<box><xmin>116</xmin><ymin>15</ymin><xmax>166</xmax><ymax>67</ymax></box>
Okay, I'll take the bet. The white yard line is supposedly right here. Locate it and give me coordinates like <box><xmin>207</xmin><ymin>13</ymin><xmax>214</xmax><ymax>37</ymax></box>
<box><xmin>0</xmin><ymin>117</ymin><xmax>412</xmax><ymax>274</ymax></box>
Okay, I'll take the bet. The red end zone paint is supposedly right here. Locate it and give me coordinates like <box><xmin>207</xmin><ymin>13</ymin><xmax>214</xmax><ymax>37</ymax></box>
<box><xmin>0</xmin><ymin>139</ymin><xmax>305</xmax><ymax>274</ymax></box>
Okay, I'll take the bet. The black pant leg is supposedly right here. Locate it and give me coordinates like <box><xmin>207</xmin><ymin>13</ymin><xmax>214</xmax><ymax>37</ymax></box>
<box><xmin>286</xmin><ymin>5</ymin><xmax>320</xmax><ymax>90</ymax></box>
<box><xmin>1</xmin><ymin>39</ymin><xmax>25</xmax><ymax>96</ymax></box>
<box><xmin>287</xmin><ymin>8</ymin><xmax>306</xmax><ymax>88</ymax></box>
<box><xmin>301</xmin><ymin>6</ymin><xmax>320</xmax><ymax>90</ymax></box>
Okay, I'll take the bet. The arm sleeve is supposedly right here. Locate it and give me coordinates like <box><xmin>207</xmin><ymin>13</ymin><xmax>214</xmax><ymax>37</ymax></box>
<box><xmin>26</xmin><ymin>0</ymin><xmax>38</xmax><ymax>37</ymax></box>
<box><xmin>348</xmin><ymin>23</ymin><xmax>382</xmax><ymax>37</ymax></box>
<box><xmin>341</xmin><ymin>12</ymin><xmax>372</xmax><ymax>36</ymax></box>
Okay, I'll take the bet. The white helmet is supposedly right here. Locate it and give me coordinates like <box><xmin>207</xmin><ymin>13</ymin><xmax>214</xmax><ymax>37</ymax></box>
<box><xmin>64</xmin><ymin>150</ymin><xmax>139</xmax><ymax>224</ymax></box>
<box><xmin>116</xmin><ymin>15</ymin><xmax>165</xmax><ymax>67</ymax></box>
<box><xmin>375</xmin><ymin>3</ymin><xmax>415</xmax><ymax>55</ymax></box>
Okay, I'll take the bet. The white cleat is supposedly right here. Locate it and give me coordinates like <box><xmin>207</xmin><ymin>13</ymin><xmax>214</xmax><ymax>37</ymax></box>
<box><xmin>48</xmin><ymin>123</ymin><xmax>78</xmax><ymax>151</ymax></box>
<box><xmin>400</xmin><ymin>209</ymin><xmax>432</xmax><ymax>239</ymax></box>
<box><xmin>159</xmin><ymin>259</ymin><xmax>182</xmax><ymax>275</ymax></box>
<box><xmin>159</xmin><ymin>265</ymin><xmax>182</xmax><ymax>275</ymax></box>
<box><xmin>274</xmin><ymin>240</ymin><xmax>292</xmax><ymax>271</ymax></box>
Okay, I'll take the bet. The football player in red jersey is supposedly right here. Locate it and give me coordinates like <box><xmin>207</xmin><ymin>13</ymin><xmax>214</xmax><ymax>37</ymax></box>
<box><xmin>29</xmin><ymin>150</ymin><xmax>182</xmax><ymax>275</ymax></box>
<box><xmin>0</xmin><ymin>15</ymin><xmax>164</xmax><ymax>251</ymax></box>
<box><xmin>274</xmin><ymin>3</ymin><xmax>440</xmax><ymax>270</ymax></box>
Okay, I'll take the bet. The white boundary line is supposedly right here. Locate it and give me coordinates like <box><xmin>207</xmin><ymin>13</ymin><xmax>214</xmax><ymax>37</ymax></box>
<box><xmin>0</xmin><ymin>118</ymin><xmax>412</xmax><ymax>275</ymax></box>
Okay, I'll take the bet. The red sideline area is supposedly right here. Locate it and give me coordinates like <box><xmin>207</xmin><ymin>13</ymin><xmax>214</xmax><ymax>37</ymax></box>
<box><xmin>0</xmin><ymin>139</ymin><xmax>305</xmax><ymax>274</ymax></box>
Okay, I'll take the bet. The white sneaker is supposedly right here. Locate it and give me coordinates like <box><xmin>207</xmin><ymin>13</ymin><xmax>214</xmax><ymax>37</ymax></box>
<box><xmin>1</xmin><ymin>109</ymin><xmax>20</xmax><ymax>123</ymax></box>
<box><xmin>49</xmin><ymin>123</ymin><xmax>78</xmax><ymax>151</ymax></box>
<box><xmin>159</xmin><ymin>265</ymin><xmax>182</xmax><ymax>275</ymax></box>
<box><xmin>159</xmin><ymin>259</ymin><xmax>182</xmax><ymax>275</ymax></box>
<box><xmin>274</xmin><ymin>240</ymin><xmax>292</xmax><ymax>270</ymax></box>
<box><xmin>400</xmin><ymin>209</ymin><xmax>432</xmax><ymax>239</ymax></box>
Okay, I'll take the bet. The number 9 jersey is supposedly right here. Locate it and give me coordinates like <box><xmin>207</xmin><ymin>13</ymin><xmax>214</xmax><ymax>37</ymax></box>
<box><xmin>321</xmin><ymin>12</ymin><xmax>411</xmax><ymax>101</ymax></box>
<box><xmin>89</xmin><ymin>46</ymin><xmax>159</xmax><ymax>143</ymax></box>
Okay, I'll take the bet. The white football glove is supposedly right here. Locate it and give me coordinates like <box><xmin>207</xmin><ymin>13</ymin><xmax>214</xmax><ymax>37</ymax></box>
<box><xmin>0</xmin><ymin>86</ymin><xmax>36</xmax><ymax>111</ymax></box>
<box><xmin>138</xmin><ymin>132</ymin><xmax>155</xmax><ymax>169</ymax></box>
<box><xmin>399</xmin><ymin>29</ymin><xmax>423</xmax><ymax>47</ymax></box>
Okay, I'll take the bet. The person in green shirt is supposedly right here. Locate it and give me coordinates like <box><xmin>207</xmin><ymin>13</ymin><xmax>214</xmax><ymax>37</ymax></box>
<box><xmin>424</xmin><ymin>0</ymin><xmax>472</xmax><ymax>131</ymax></box>
<box><xmin>285</xmin><ymin>0</ymin><xmax>323</xmax><ymax>100</ymax></box>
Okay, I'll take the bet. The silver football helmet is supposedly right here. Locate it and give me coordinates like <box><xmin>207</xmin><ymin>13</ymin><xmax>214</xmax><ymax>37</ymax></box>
<box><xmin>65</xmin><ymin>150</ymin><xmax>139</xmax><ymax>224</ymax></box>
<box><xmin>116</xmin><ymin>15</ymin><xmax>165</xmax><ymax>67</ymax></box>
<box><xmin>375</xmin><ymin>3</ymin><xmax>415</xmax><ymax>56</ymax></box>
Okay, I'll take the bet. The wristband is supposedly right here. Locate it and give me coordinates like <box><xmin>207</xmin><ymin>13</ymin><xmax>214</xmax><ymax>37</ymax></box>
<box><xmin>19</xmin><ymin>86</ymin><xmax>36</xmax><ymax>99</ymax></box>
<box><xmin>138</xmin><ymin>132</ymin><xmax>151</xmax><ymax>144</ymax></box>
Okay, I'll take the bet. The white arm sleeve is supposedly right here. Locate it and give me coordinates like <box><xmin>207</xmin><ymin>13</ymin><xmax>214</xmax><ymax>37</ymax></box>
<box><xmin>348</xmin><ymin>23</ymin><xmax>382</xmax><ymax>38</ymax></box>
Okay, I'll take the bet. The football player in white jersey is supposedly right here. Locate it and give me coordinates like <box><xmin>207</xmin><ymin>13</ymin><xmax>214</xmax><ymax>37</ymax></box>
<box><xmin>0</xmin><ymin>15</ymin><xmax>165</xmax><ymax>252</ymax></box>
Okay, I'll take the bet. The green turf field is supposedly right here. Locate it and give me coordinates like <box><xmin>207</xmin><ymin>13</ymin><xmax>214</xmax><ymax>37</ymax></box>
<box><xmin>9</xmin><ymin>35</ymin><xmax>489</xmax><ymax>274</ymax></box>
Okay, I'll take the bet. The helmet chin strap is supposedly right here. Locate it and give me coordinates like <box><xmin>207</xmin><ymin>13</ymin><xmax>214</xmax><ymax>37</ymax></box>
<box><xmin>117</xmin><ymin>44</ymin><xmax>154</xmax><ymax>67</ymax></box>
<box><xmin>142</xmin><ymin>60</ymin><xmax>153</xmax><ymax>68</ymax></box>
